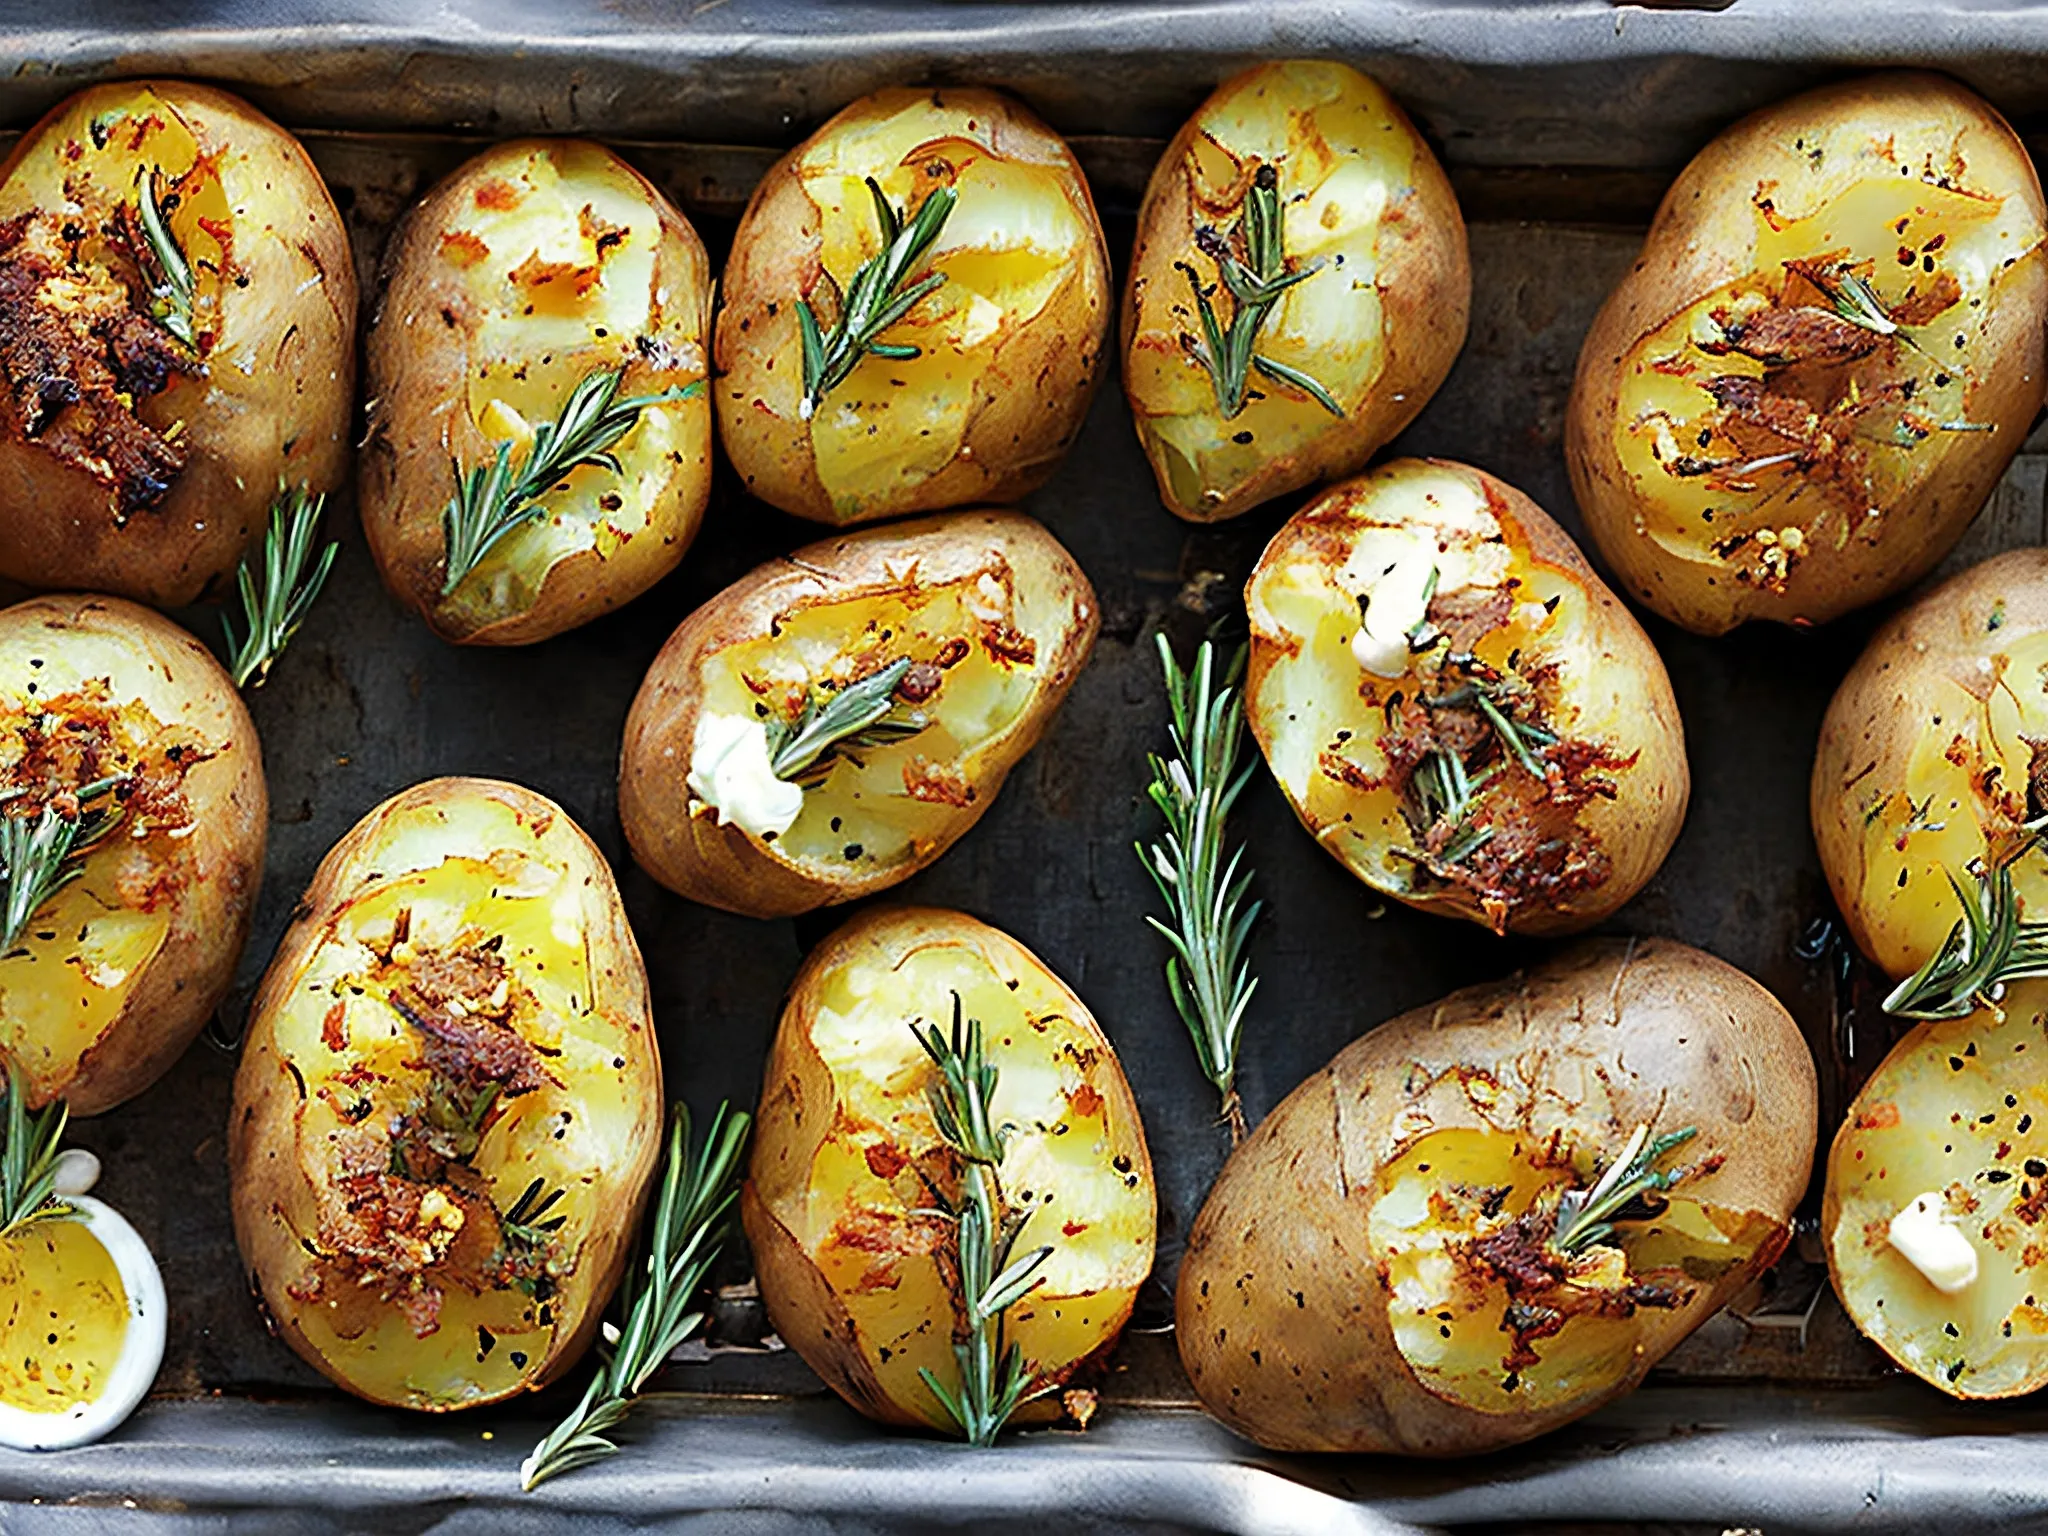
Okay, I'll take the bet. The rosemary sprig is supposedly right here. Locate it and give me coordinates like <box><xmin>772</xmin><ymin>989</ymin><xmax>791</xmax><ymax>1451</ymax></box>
<box><xmin>1180</xmin><ymin>164</ymin><xmax>1341</xmax><ymax>420</ymax></box>
<box><xmin>0</xmin><ymin>776</ymin><xmax>128</xmax><ymax>952</ymax></box>
<box><xmin>1137</xmin><ymin>636</ymin><xmax>1261</xmax><ymax>1142</ymax></box>
<box><xmin>520</xmin><ymin>1102</ymin><xmax>751</xmax><ymax>1491</ymax></box>
<box><xmin>798</xmin><ymin>178</ymin><xmax>956</xmax><ymax>419</ymax></box>
<box><xmin>442</xmin><ymin>369</ymin><xmax>700</xmax><ymax>596</ymax></box>
<box><xmin>1</xmin><ymin>1059</ymin><xmax>71</xmax><ymax>1240</ymax></box>
<box><xmin>1402</xmin><ymin>680</ymin><xmax>1554</xmax><ymax>869</ymax></box>
<box><xmin>135</xmin><ymin>167</ymin><xmax>196</xmax><ymax>350</ymax></box>
<box><xmin>498</xmin><ymin>1176</ymin><xmax>567</xmax><ymax>1253</ymax></box>
<box><xmin>768</xmin><ymin>658</ymin><xmax>931</xmax><ymax>784</ymax></box>
<box><xmin>912</xmin><ymin>995</ymin><xmax>1055</xmax><ymax>1448</ymax></box>
<box><xmin>222</xmin><ymin>485</ymin><xmax>337</xmax><ymax>689</ymax></box>
<box><xmin>1552</xmin><ymin>1123</ymin><xmax>1697</xmax><ymax>1256</ymax></box>
<box><xmin>1885</xmin><ymin>833</ymin><xmax>2048</xmax><ymax>1019</ymax></box>
<box><xmin>1787</xmin><ymin>258</ymin><xmax>1943</xmax><ymax>368</ymax></box>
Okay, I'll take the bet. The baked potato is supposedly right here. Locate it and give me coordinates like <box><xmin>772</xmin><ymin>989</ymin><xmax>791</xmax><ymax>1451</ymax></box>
<box><xmin>1813</xmin><ymin>548</ymin><xmax>2048</xmax><ymax>984</ymax></box>
<box><xmin>0</xmin><ymin>594</ymin><xmax>265</xmax><ymax>1116</ymax></box>
<box><xmin>228</xmin><ymin>777</ymin><xmax>661</xmax><ymax>1411</ymax></box>
<box><xmin>1123</xmin><ymin>60</ymin><xmax>1469</xmax><ymax>524</ymax></box>
<box><xmin>620</xmin><ymin>510</ymin><xmax>1097</xmax><ymax>919</ymax></box>
<box><xmin>743</xmin><ymin>906</ymin><xmax>1155</xmax><ymax>1434</ymax></box>
<box><xmin>362</xmin><ymin>139</ymin><xmax>713</xmax><ymax>645</ymax></box>
<box><xmin>1178</xmin><ymin>938</ymin><xmax>1817</xmax><ymax>1455</ymax></box>
<box><xmin>1244</xmin><ymin>458</ymin><xmax>1689</xmax><ymax>936</ymax></box>
<box><xmin>1824</xmin><ymin>978</ymin><xmax>2048</xmax><ymax>1398</ymax></box>
<box><xmin>1568</xmin><ymin>72</ymin><xmax>2048</xmax><ymax>635</ymax></box>
<box><xmin>714</xmin><ymin>87</ymin><xmax>1111</xmax><ymax>526</ymax></box>
<box><xmin>0</xmin><ymin>80</ymin><xmax>355</xmax><ymax>607</ymax></box>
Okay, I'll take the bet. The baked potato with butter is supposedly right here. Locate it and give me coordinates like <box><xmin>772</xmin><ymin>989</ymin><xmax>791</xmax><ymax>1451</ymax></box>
<box><xmin>0</xmin><ymin>594</ymin><xmax>266</xmax><ymax>1116</ymax></box>
<box><xmin>229</xmin><ymin>777</ymin><xmax>661</xmax><ymax>1411</ymax></box>
<box><xmin>362</xmin><ymin>139</ymin><xmax>713</xmax><ymax>644</ymax></box>
<box><xmin>1244</xmin><ymin>458</ymin><xmax>1688</xmax><ymax>936</ymax></box>
<box><xmin>743</xmin><ymin>906</ymin><xmax>1155</xmax><ymax>1434</ymax></box>
<box><xmin>1124</xmin><ymin>60</ymin><xmax>1470</xmax><ymax>523</ymax></box>
<box><xmin>619</xmin><ymin>510</ymin><xmax>1097</xmax><ymax>919</ymax></box>
<box><xmin>1568</xmin><ymin>72</ymin><xmax>2048</xmax><ymax>635</ymax></box>
<box><xmin>0</xmin><ymin>80</ymin><xmax>356</xmax><ymax>607</ymax></box>
<box><xmin>1179</xmin><ymin>938</ymin><xmax>1816</xmax><ymax>1455</ymax></box>
<box><xmin>714</xmin><ymin>87</ymin><xmax>1111</xmax><ymax>526</ymax></box>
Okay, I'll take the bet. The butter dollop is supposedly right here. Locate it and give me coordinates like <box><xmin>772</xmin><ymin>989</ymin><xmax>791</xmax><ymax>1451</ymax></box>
<box><xmin>1888</xmin><ymin>1190</ymin><xmax>1978</xmax><ymax>1295</ymax></box>
<box><xmin>687</xmin><ymin>713</ymin><xmax>805</xmax><ymax>840</ymax></box>
<box><xmin>1349</xmin><ymin>548</ymin><xmax>1439</xmax><ymax>678</ymax></box>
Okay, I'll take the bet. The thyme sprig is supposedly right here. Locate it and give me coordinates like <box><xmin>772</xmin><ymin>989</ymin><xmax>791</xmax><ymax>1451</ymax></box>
<box><xmin>1</xmin><ymin>1059</ymin><xmax>71</xmax><ymax>1240</ymax></box>
<box><xmin>913</xmin><ymin>994</ymin><xmax>1055</xmax><ymax>1447</ymax></box>
<box><xmin>520</xmin><ymin>1102</ymin><xmax>751</xmax><ymax>1491</ymax></box>
<box><xmin>1179</xmin><ymin>164</ymin><xmax>1341</xmax><ymax>420</ymax></box>
<box><xmin>0</xmin><ymin>776</ymin><xmax>129</xmax><ymax>952</ymax></box>
<box><xmin>798</xmin><ymin>178</ymin><xmax>956</xmax><ymax>419</ymax></box>
<box><xmin>1137</xmin><ymin>636</ymin><xmax>1261</xmax><ymax>1142</ymax></box>
<box><xmin>768</xmin><ymin>658</ymin><xmax>932</xmax><ymax>785</ymax></box>
<box><xmin>1885</xmin><ymin>832</ymin><xmax>2048</xmax><ymax>1019</ymax></box>
<box><xmin>442</xmin><ymin>368</ymin><xmax>700</xmax><ymax>596</ymax></box>
<box><xmin>223</xmin><ymin>485</ymin><xmax>337</xmax><ymax>689</ymax></box>
<box><xmin>135</xmin><ymin>167</ymin><xmax>196</xmax><ymax>349</ymax></box>
<box><xmin>1553</xmin><ymin>1123</ymin><xmax>1698</xmax><ymax>1256</ymax></box>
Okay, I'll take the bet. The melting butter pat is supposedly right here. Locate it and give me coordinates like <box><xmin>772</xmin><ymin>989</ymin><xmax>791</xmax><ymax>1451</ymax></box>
<box><xmin>1888</xmin><ymin>1191</ymin><xmax>1978</xmax><ymax>1295</ymax></box>
<box><xmin>1347</xmin><ymin>546</ymin><xmax>1439</xmax><ymax>679</ymax></box>
<box><xmin>688</xmin><ymin>713</ymin><xmax>805</xmax><ymax>840</ymax></box>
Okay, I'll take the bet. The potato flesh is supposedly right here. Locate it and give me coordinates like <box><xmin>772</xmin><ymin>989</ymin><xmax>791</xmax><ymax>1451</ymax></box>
<box><xmin>1126</xmin><ymin>61</ymin><xmax>1408</xmax><ymax>512</ymax></box>
<box><xmin>1828</xmin><ymin>995</ymin><xmax>2048</xmax><ymax>1397</ymax></box>
<box><xmin>788</xmin><ymin>940</ymin><xmax>1151</xmax><ymax>1430</ymax></box>
<box><xmin>0</xmin><ymin>1219</ymin><xmax>128</xmax><ymax>1414</ymax></box>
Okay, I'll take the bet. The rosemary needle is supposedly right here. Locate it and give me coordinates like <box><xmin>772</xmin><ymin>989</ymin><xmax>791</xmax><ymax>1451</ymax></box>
<box><xmin>0</xmin><ymin>1058</ymin><xmax>72</xmax><ymax>1240</ymax></box>
<box><xmin>222</xmin><ymin>485</ymin><xmax>338</xmax><ymax>689</ymax></box>
<box><xmin>135</xmin><ymin>167</ymin><xmax>197</xmax><ymax>350</ymax></box>
<box><xmin>1551</xmin><ymin>1124</ymin><xmax>1697</xmax><ymax>1256</ymax></box>
<box><xmin>1884</xmin><ymin>831</ymin><xmax>2048</xmax><ymax>1020</ymax></box>
<box><xmin>0</xmin><ymin>776</ymin><xmax>129</xmax><ymax>953</ymax></box>
<box><xmin>768</xmin><ymin>658</ymin><xmax>931</xmax><ymax>784</ymax></box>
<box><xmin>797</xmin><ymin>178</ymin><xmax>956</xmax><ymax>419</ymax></box>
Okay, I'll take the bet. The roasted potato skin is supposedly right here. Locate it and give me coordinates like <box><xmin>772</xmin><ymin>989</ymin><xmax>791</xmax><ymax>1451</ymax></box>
<box><xmin>1245</xmin><ymin>458</ymin><xmax>1688</xmax><ymax>935</ymax></box>
<box><xmin>1813</xmin><ymin>549</ymin><xmax>2048</xmax><ymax>981</ymax></box>
<box><xmin>362</xmin><ymin>139</ymin><xmax>713</xmax><ymax>644</ymax></box>
<box><xmin>619</xmin><ymin>510</ymin><xmax>1098</xmax><ymax>918</ymax></box>
<box><xmin>0</xmin><ymin>595</ymin><xmax>265</xmax><ymax>1116</ymax></box>
<box><xmin>1178</xmin><ymin>939</ymin><xmax>1816</xmax><ymax>1456</ymax></box>
<box><xmin>1568</xmin><ymin>72</ymin><xmax>2048</xmax><ymax>635</ymax></box>
<box><xmin>0</xmin><ymin>81</ymin><xmax>355</xmax><ymax>607</ymax></box>
<box><xmin>1123</xmin><ymin>60</ymin><xmax>1470</xmax><ymax>523</ymax></box>
<box><xmin>742</xmin><ymin>906</ymin><xmax>1155</xmax><ymax>1431</ymax></box>
<box><xmin>229</xmin><ymin>777</ymin><xmax>661</xmax><ymax>1411</ymax></box>
<box><xmin>714</xmin><ymin>87</ymin><xmax>1111</xmax><ymax>526</ymax></box>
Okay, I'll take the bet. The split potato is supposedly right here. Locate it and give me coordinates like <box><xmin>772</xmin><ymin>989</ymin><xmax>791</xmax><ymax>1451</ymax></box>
<box><xmin>743</xmin><ymin>906</ymin><xmax>1155</xmax><ymax>1431</ymax></box>
<box><xmin>1568</xmin><ymin>72</ymin><xmax>2048</xmax><ymax>635</ymax></box>
<box><xmin>0</xmin><ymin>80</ymin><xmax>355</xmax><ymax>606</ymax></box>
<box><xmin>1179</xmin><ymin>939</ymin><xmax>1817</xmax><ymax>1455</ymax></box>
<box><xmin>1124</xmin><ymin>60</ymin><xmax>1470</xmax><ymax>523</ymax></box>
<box><xmin>1244</xmin><ymin>458</ymin><xmax>1688</xmax><ymax>936</ymax></box>
<box><xmin>363</xmin><ymin>139</ymin><xmax>713</xmax><ymax>644</ymax></box>
<box><xmin>620</xmin><ymin>510</ymin><xmax>1097</xmax><ymax>919</ymax></box>
<box><xmin>0</xmin><ymin>595</ymin><xmax>266</xmax><ymax>1116</ymax></box>
<box><xmin>1825</xmin><ymin>980</ymin><xmax>2048</xmax><ymax>1398</ymax></box>
<box><xmin>229</xmin><ymin>778</ymin><xmax>662</xmax><ymax>1411</ymax></box>
<box><xmin>1813</xmin><ymin>548</ymin><xmax>2048</xmax><ymax>982</ymax></box>
<box><xmin>714</xmin><ymin>87</ymin><xmax>1111</xmax><ymax>526</ymax></box>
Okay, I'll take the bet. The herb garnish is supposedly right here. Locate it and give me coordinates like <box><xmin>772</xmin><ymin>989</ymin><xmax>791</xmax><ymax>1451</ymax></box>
<box><xmin>1179</xmin><ymin>164</ymin><xmax>1341</xmax><ymax>420</ymax></box>
<box><xmin>498</xmin><ymin>1176</ymin><xmax>568</xmax><ymax>1255</ymax></box>
<box><xmin>768</xmin><ymin>658</ymin><xmax>933</xmax><ymax>784</ymax></box>
<box><xmin>1402</xmin><ymin>679</ymin><xmax>1555</xmax><ymax>870</ymax></box>
<box><xmin>0</xmin><ymin>1059</ymin><xmax>71</xmax><ymax>1240</ymax></box>
<box><xmin>1138</xmin><ymin>636</ymin><xmax>1261</xmax><ymax>1143</ymax></box>
<box><xmin>442</xmin><ymin>368</ymin><xmax>700</xmax><ymax>597</ymax></box>
<box><xmin>223</xmin><ymin>485</ymin><xmax>337</xmax><ymax>689</ymax></box>
<box><xmin>1552</xmin><ymin>1123</ymin><xmax>1697</xmax><ymax>1256</ymax></box>
<box><xmin>798</xmin><ymin>178</ymin><xmax>956</xmax><ymax>419</ymax></box>
<box><xmin>135</xmin><ymin>168</ymin><xmax>196</xmax><ymax>350</ymax></box>
<box><xmin>913</xmin><ymin>994</ymin><xmax>1055</xmax><ymax>1447</ymax></box>
<box><xmin>521</xmin><ymin>1102</ymin><xmax>751</xmax><ymax>1491</ymax></box>
<box><xmin>1885</xmin><ymin>833</ymin><xmax>2048</xmax><ymax>1019</ymax></box>
<box><xmin>0</xmin><ymin>776</ymin><xmax>129</xmax><ymax>952</ymax></box>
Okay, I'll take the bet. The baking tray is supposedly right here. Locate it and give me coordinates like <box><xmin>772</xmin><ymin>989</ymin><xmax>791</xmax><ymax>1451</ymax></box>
<box><xmin>4</xmin><ymin>2</ymin><xmax>2048</xmax><ymax>1530</ymax></box>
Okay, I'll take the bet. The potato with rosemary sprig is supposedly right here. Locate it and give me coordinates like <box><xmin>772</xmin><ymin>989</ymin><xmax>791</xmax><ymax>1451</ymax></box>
<box><xmin>1123</xmin><ymin>60</ymin><xmax>1470</xmax><ymax>524</ymax></box>
<box><xmin>0</xmin><ymin>80</ymin><xmax>355</xmax><ymax>607</ymax></box>
<box><xmin>1567</xmin><ymin>72</ymin><xmax>2048</xmax><ymax>635</ymax></box>
<box><xmin>362</xmin><ymin>139</ymin><xmax>713</xmax><ymax>645</ymax></box>
<box><xmin>1179</xmin><ymin>938</ymin><xmax>1816</xmax><ymax>1456</ymax></box>
<box><xmin>0</xmin><ymin>594</ymin><xmax>265</xmax><ymax>1117</ymax></box>
<box><xmin>743</xmin><ymin>906</ymin><xmax>1155</xmax><ymax>1440</ymax></box>
<box><xmin>713</xmin><ymin>87</ymin><xmax>1111</xmax><ymax>526</ymax></box>
<box><xmin>1244</xmin><ymin>458</ymin><xmax>1688</xmax><ymax>936</ymax></box>
<box><xmin>619</xmin><ymin>511</ymin><xmax>1098</xmax><ymax>919</ymax></box>
<box><xmin>228</xmin><ymin>778</ymin><xmax>661</xmax><ymax>1411</ymax></box>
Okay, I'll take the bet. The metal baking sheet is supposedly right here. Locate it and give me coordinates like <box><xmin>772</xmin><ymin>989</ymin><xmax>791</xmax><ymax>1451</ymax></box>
<box><xmin>4</xmin><ymin>3</ymin><xmax>2048</xmax><ymax>1530</ymax></box>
